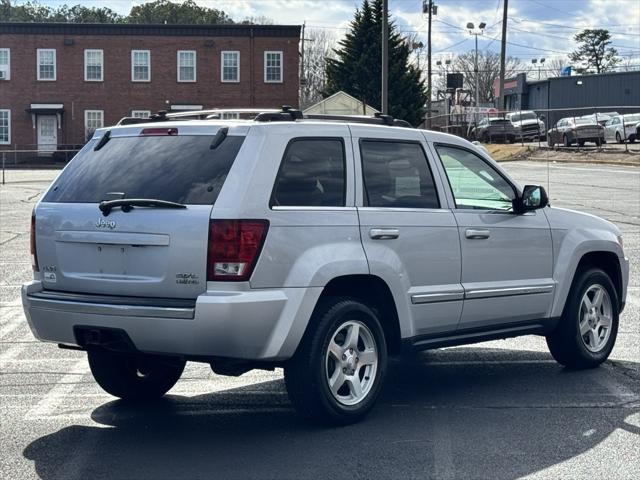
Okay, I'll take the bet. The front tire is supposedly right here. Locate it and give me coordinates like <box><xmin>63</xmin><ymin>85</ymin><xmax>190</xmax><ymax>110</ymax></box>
<box><xmin>284</xmin><ymin>297</ymin><xmax>387</xmax><ymax>425</ymax></box>
<box><xmin>546</xmin><ymin>268</ymin><xmax>619</xmax><ymax>369</ymax></box>
<box><xmin>563</xmin><ymin>134</ymin><xmax>571</xmax><ymax>147</ymax></box>
<box><xmin>88</xmin><ymin>349</ymin><xmax>185</xmax><ymax>400</ymax></box>
<box><xmin>616</xmin><ymin>131</ymin><xmax>623</xmax><ymax>144</ymax></box>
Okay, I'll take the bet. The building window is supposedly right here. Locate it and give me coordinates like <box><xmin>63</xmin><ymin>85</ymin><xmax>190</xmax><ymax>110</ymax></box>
<box><xmin>84</xmin><ymin>49</ymin><xmax>103</xmax><ymax>81</ymax></box>
<box><xmin>131</xmin><ymin>110</ymin><xmax>151</xmax><ymax>118</ymax></box>
<box><xmin>177</xmin><ymin>50</ymin><xmax>196</xmax><ymax>82</ymax></box>
<box><xmin>264</xmin><ymin>51</ymin><xmax>283</xmax><ymax>83</ymax></box>
<box><xmin>221</xmin><ymin>112</ymin><xmax>240</xmax><ymax>120</ymax></box>
<box><xmin>221</xmin><ymin>51</ymin><xmax>239</xmax><ymax>83</ymax></box>
<box><xmin>37</xmin><ymin>49</ymin><xmax>56</xmax><ymax>81</ymax></box>
<box><xmin>131</xmin><ymin>50</ymin><xmax>150</xmax><ymax>82</ymax></box>
<box><xmin>0</xmin><ymin>49</ymin><xmax>10</xmax><ymax>80</ymax></box>
<box><xmin>0</xmin><ymin>110</ymin><xmax>10</xmax><ymax>144</ymax></box>
<box><xmin>85</xmin><ymin>110</ymin><xmax>104</xmax><ymax>141</ymax></box>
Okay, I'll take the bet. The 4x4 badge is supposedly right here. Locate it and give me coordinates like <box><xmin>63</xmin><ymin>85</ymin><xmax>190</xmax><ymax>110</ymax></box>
<box><xmin>96</xmin><ymin>218</ymin><xmax>116</xmax><ymax>229</ymax></box>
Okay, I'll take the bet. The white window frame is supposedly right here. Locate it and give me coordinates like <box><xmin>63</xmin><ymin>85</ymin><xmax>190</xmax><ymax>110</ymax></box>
<box><xmin>221</xmin><ymin>112</ymin><xmax>240</xmax><ymax>120</ymax></box>
<box><xmin>0</xmin><ymin>48</ymin><xmax>10</xmax><ymax>80</ymax></box>
<box><xmin>37</xmin><ymin>48</ymin><xmax>56</xmax><ymax>81</ymax></box>
<box><xmin>221</xmin><ymin>51</ymin><xmax>240</xmax><ymax>83</ymax></box>
<box><xmin>264</xmin><ymin>51</ymin><xmax>283</xmax><ymax>83</ymax></box>
<box><xmin>0</xmin><ymin>109</ymin><xmax>10</xmax><ymax>145</ymax></box>
<box><xmin>84</xmin><ymin>110</ymin><xmax>104</xmax><ymax>141</ymax></box>
<box><xmin>177</xmin><ymin>50</ymin><xmax>196</xmax><ymax>83</ymax></box>
<box><xmin>131</xmin><ymin>110</ymin><xmax>151</xmax><ymax>118</ymax></box>
<box><xmin>84</xmin><ymin>49</ymin><xmax>104</xmax><ymax>82</ymax></box>
<box><xmin>131</xmin><ymin>50</ymin><xmax>150</xmax><ymax>82</ymax></box>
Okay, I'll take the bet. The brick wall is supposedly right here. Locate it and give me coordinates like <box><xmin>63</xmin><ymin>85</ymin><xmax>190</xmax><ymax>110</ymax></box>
<box><xmin>0</xmin><ymin>24</ymin><xmax>300</xmax><ymax>149</ymax></box>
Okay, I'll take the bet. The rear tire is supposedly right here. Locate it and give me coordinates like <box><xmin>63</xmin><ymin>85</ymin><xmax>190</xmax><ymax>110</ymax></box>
<box><xmin>547</xmin><ymin>135</ymin><xmax>554</xmax><ymax>147</ymax></box>
<box><xmin>616</xmin><ymin>131</ymin><xmax>623</xmax><ymax>144</ymax></box>
<box><xmin>88</xmin><ymin>349</ymin><xmax>185</xmax><ymax>400</ymax></box>
<box><xmin>546</xmin><ymin>268</ymin><xmax>619</xmax><ymax>369</ymax></box>
<box><xmin>284</xmin><ymin>297</ymin><xmax>387</xmax><ymax>425</ymax></box>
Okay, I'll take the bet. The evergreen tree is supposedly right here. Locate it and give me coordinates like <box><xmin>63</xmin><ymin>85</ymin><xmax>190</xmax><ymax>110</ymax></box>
<box><xmin>569</xmin><ymin>29</ymin><xmax>620</xmax><ymax>74</ymax></box>
<box><xmin>325</xmin><ymin>0</ymin><xmax>427</xmax><ymax>126</ymax></box>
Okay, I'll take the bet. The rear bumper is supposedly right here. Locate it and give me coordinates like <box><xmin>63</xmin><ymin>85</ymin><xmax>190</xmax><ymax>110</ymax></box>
<box><xmin>22</xmin><ymin>281</ymin><xmax>322</xmax><ymax>361</ymax></box>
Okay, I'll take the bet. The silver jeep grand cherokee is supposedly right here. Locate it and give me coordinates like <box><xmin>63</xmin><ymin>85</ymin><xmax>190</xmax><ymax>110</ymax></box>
<box><xmin>22</xmin><ymin>108</ymin><xmax>629</xmax><ymax>424</ymax></box>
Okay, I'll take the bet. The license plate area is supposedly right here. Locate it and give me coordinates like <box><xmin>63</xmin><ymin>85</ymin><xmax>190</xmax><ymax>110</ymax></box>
<box><xmin>96</xmin><ymin>244</ymin><xmax>128</xmax><ymax>275</ymax></box>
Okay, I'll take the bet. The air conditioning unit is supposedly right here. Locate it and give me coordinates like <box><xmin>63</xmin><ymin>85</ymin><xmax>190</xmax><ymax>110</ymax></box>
<box><xmin>0</xmin><ymin>71</ymin><xmax>7</xmax><ymax>80</ymax></box>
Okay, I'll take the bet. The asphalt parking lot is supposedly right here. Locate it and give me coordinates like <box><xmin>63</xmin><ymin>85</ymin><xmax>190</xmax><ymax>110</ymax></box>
<box><xmin>1</xmin><ymin>162</ymin><xmax>639</xmax><ymax>480</ymax></box>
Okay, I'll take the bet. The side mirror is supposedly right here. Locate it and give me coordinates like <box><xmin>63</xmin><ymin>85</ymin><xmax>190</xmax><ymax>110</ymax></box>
<box><xmin>517</xmin><ymin>185</ymin><xmax>549</xmax><ymax>212</ymax></box>
<box><xmin>539</xmin><ymin>115</ymin><xmax>546</xmax><ymax>121</ymax></box>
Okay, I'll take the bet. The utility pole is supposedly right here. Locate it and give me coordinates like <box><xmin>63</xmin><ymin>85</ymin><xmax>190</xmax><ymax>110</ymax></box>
<box><xmin>300</xmin><ymin>21</ymin><xmax>305</xmax><ymax>107</ymax></box>
<box><xmin>498</xmin><ymin>0</ymin><xmax>509</xmax><ymax>111</ymax></box>
<box><xmin>381</xmin><ymin>0</ymin><xmax>389</xmax><ymax>114</ymax></box>
<box><xmin>426</xmin><ymin>0</ymin><xmax>433</xmax><ymax>128</ymax></box>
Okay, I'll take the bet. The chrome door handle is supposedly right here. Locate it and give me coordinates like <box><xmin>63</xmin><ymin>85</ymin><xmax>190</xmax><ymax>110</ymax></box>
<box><xmin>465</xmin><ymin>229</ymin><xmax>490</xmax><ymax>239</ymax></box>
<box><xmin>370</xmin><ymin>228</ymin><xmax>400</xmax><ymax>240</ymax></box>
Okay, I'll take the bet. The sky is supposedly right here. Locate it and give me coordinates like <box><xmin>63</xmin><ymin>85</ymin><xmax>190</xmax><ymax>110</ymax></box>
<box><xmin>27</xmin><ymin>0</ymin><xmax>640</xmax><ymax>69</ymax></box>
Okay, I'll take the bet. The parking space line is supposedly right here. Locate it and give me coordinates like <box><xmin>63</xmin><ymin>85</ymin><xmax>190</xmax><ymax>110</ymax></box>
<box><xmin>24</xmin><ymin>359</ymin><xmax>89</xmax><ymax>420</ymax></box>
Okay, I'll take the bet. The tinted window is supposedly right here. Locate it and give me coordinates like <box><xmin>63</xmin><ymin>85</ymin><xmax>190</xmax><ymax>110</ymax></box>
<box><xmin>360</xmin><ymin>140</ymin><xmax>439</xmax><ymax>209</ymax></box>
<box><xmin>436</xmin><ymin>145</ymin><xmax>515</xmax><ymax>211</ymax></box>
<box><xmin>271</xmin><ymin>138</ymin><xmax>345</xmax><ymax>207</ymax></box>
<box><xmin>44</xmin><ymin>134</ymin><xmax>244</xmax><ymax>204</ymax></box>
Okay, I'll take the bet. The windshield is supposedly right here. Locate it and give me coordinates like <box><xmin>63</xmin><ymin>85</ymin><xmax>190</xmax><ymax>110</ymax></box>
<box><xmin>43</xmin><ymin>134</ymin><xmax>245</xmax><ymax>204</ymax></box>
<box><xmin>624</xmin><ymin>114</ymin><xmax>640</xmax><ymax>122</ymax></box>
<box><xmin>575</xmin><ymin>118</ymin><xmax>596</xmax><ymax>125</ymax></box>
<box><xmin>519</xmin><ymin>112</ymin><xmax>538</xmax><ymax>121</ymax></box>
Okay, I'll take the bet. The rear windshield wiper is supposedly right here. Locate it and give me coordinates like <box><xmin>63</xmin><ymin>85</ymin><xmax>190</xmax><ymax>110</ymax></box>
<box><xmin>98</xmin><ymin>199</ymin><xmax>187</xmax><ymax>216</ymax></box>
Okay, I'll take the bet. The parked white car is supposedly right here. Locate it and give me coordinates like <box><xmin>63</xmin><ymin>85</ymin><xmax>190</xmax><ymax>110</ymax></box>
<box><xmin>22</xmin><ymin>108</ymin><xmax>629</xmax><ymax>424</ymax></box>
<box><xmin>604</xmin><ymin>113</ymin><xmax>640</xmax><ymax>143</ymax></box>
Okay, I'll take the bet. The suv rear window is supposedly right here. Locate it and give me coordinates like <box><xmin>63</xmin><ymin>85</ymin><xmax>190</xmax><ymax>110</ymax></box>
<box><xmin>43</xmin><ymin>134</ymin><xmax>244</xmax><ymax>204</ymax></box>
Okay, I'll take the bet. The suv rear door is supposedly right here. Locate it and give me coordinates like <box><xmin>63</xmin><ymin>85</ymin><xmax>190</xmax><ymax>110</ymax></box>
<box><xmin>351</xmin><ymin>126</ymin><xmax>463</xmax><ymax>338</ymax></box>
<box><xmin>34</xmin><ymin>124</ymin><xmax>246</xmax><ymax>299</ymax></box>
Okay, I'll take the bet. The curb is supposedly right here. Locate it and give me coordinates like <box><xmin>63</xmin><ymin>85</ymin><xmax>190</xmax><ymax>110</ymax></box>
<box><xmin>499</xmin><ymin>156</ymin><xmax>639</xmax><ymax>167</ymax></box>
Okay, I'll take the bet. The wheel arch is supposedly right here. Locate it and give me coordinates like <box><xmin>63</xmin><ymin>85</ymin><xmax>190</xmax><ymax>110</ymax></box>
<box><xmin>303</xmin><ymin>274</ymin><xmax>403</xmax><ymax>356</ymax></box>
<box><xmin>556</xmin><ymin>250</ymin><xmax>624</xmax><ymax>317</ymax></box>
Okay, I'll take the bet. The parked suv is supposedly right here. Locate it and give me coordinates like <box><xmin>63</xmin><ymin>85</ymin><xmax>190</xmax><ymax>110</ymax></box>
<box><xmin>469</xmin><ymin>117</ymin><xmax>516</xmax><ymax>143</ymax></box>
<box><xmin>23</xmin><ymin>109</ymin><xmax>629</xmax><ymax>424</ymax></box>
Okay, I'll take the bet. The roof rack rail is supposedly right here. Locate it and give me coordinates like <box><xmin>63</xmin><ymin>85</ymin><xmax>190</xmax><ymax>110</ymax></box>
<box><xmin>254</xmin><ymin>106</ymin><xmax>413</xmax><ymax>127</ymax></box>
<box><xmin>166</xmin><ymin>108</ymin><xmax>280</xmax><ymax>119</ymax></box>
<box><xmin>116</xmin><ymin>106</ymin><xmax>413</xmax><ymax>128</ymax></box>
<box><xmin>304</xmin><ymin>113</ymin><xmax>412</xmax><ymax>128</ymax></box>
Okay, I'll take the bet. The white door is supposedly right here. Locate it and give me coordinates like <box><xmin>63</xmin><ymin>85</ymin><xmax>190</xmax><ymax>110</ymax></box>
<box><xmin>37</xmin><ymin>115</ymin><xmax>57</xmax><ymax>153</ymax></box>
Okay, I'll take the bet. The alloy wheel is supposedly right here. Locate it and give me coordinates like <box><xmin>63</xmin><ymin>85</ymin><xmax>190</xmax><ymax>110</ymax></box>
<box><xmin>578</xmin><ymin>284</ymin><xmax>613</xmax><ymax>353</ymax></box>
<box><xmin>325</xmin><ymin>320</ymin><xmax>378</xmax><ymax>406</ymax></box>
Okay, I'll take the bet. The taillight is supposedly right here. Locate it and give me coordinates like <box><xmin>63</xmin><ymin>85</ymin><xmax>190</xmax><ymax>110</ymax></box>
<box><xmin>30</xmin><ymin>211</ymin><xmax>39</xmax><ymax>272</ymax></box>
<box><xmin>207</xmin><ymin>220</ymin><xmax>269</xmax><ymax>281</ymax></box>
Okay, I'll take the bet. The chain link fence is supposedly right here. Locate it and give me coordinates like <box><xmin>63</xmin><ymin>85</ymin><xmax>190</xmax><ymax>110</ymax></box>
<box><xmin>425</xmin><ymin>105</ymin><xmax>640</xmax><ymax>153</ymax></box>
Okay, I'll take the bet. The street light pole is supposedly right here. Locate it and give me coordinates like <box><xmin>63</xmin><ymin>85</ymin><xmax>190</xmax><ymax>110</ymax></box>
<box><xmin>474</xmin><ymin>32</ymin><xmax>479</xmax><ymax>108</ymax></box>
<box><xmin>467</xmin><ymin>22</ymin><xmax>485</xmax><ymax>108</ymax></box>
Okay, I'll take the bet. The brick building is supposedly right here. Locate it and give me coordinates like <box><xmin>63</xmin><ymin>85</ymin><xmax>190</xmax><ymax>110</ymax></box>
<box><xmin>0</xmin><ymin>22</ymin><xmax>301</xmax><ymax>152</ymax></box>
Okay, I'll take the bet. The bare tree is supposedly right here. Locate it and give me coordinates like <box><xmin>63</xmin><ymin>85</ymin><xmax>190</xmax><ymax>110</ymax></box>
<box><xmin>300</xmin><ymin>28</ymin><xmax>337</xmax><ymax>108</ymax></box>
<box><xmin>544</xmin><ymin>57</ymin><xmax>567</xmax><ymax>78</ymax></box>
<box><xmin>451</xmin><ymin>50</ymin><xmax>527</xmax><ymax>104</ymax></box>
